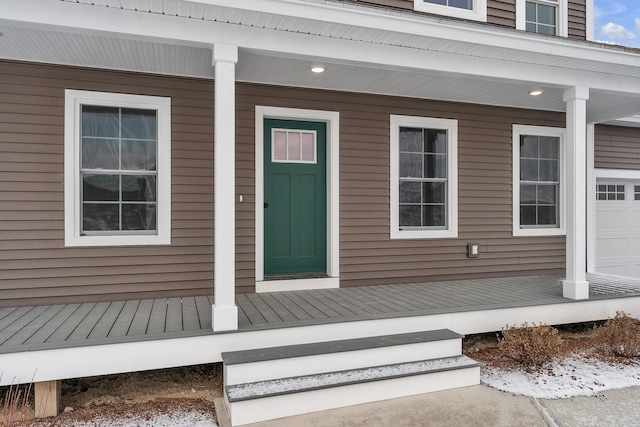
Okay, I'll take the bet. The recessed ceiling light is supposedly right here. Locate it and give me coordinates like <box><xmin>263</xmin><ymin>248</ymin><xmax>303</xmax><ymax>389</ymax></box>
<box><xmin>529</xmin><ymin>89</ymin><xmax>543</xmax><ymax>96</ymax></box>
<box><xmin>310</xmin><ymin>66</ymin><xmax>325</xmax><ymax>73</ymax></box>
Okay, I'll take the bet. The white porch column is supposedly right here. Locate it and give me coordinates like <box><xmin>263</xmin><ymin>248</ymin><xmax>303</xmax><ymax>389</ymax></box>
<box><xmin>212</xmin><ymin>43</ymin><xmax>239</xmax><ymax>331</ymax></box>
<box><xmin>563</xmin><ymin>86</ymin><xmax>590</xmax><ymax>300</ymax></box>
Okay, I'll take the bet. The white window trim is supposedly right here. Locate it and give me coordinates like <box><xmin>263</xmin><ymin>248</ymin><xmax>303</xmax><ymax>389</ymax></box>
<box><xmin>413</xmin><ymin>0</ymin><xmax>487</xmax><ymax>22</ymax></box>
<box><xmin>64</xmin><ymin>89</ymin><xmax>171</xmax><ymax>247</ymax></box>
<box><xmin>512</xmin><ymin>124</ymin><xmax>566</xmax><ymax>237</ymax></box>
<box><xmin>516</xmin><ymin>0</ymin><xmax>568</xmax><ymax>37</ymax></box>
<box><xmin>390</xmin><ymin>115</ymin><xmax>458</xmax><ymax>240</ymax></box>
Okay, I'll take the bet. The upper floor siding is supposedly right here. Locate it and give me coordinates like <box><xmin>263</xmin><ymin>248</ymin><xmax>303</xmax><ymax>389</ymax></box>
<box><xmin>351</xmin><ymin>0</ymin><xmax>587</xmax><ymax>41</ymax></box>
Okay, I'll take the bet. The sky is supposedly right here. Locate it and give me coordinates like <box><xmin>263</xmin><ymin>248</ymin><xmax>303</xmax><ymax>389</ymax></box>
<box><xmin>594</xmin><ymin>0</ymin><xmax>640</xmax><ymax>48</ymax></box>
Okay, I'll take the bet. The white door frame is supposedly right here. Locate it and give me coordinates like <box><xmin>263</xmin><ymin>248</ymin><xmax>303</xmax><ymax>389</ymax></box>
<box><xmin>255</xmin><ymin>106</ymin><xmax>340</xmax><ymax>292</ymax></box>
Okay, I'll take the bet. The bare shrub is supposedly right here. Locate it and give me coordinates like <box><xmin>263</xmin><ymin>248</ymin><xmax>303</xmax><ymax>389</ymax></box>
<box><xmin>593</xmin><ymin>312</ymin><xmax>640</xmax><ymax>359</ymax></box>
<box><xmin>498</xmin><ymin>323</ymin><xmax>563</xmax><ymax>369</ymax></box>
<box><xmin>0</xmin><ymin>382</ymin><xmax>32</xmax><ymax>426</ymax></box>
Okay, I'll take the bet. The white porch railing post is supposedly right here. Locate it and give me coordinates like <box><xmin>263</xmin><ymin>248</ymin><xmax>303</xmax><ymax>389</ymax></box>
<box><xmin>563</xmin><ymin>86</ymin><xmax>590</xmax><ymax>300</ymax></box>
<box><xmin>212</xmin><ymin>43</ymin><xmax>239</xmax><ymax>331</ymax></box>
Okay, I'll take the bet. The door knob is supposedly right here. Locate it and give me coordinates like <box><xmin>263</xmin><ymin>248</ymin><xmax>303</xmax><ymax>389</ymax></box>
<box><xmin>264</xmin><ymin>202</ymin><xmax>269</xmax><ymax>208</ymax></box>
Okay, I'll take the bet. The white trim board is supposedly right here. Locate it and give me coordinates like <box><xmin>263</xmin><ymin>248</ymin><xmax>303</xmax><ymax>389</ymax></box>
<box><xmin>255</xmin><ymin>106</ymin><xmax>340</xmax><ymax>290</ymax></box>
<box><xmin>64</xmin><ymin>89</ymin><xmax>172</xmax><ymax>247</ymax></box>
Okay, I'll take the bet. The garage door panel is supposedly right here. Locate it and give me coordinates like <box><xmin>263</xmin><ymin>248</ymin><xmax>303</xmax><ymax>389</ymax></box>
<box><xmin>596</xmin><ymin>209</ymin><xmax>628</xmax><ymax>231</ymax></box>
<box><xmin>596</xmin><ymin>237</ymin><xmax>627</xmax><ymax>258</ymax></box>
<box><xmin>630</xmin><ymin>210</ymin><xmax>640</xmax><ymax>228</ymax></box>
<box><xmin>596</xmin><ymin>179</ymin><xmax>640</xmax><ymax>279</ymax></box>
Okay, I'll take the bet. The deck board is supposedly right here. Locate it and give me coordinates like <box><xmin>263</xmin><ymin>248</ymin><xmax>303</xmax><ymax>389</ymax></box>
<box><xmin>236</xmin><ymin>294</ymin><xmax>267</xmax><ymax>326</ymax></box>
<box><xmin>182</xmin><ymin>297</ymin><xmax>201</xmax><ymax>331</ymax></box>
<box><xmin>2</xmin><ymin>273</ymin><xmax>640</xmax><ymax>354</ymax></box>
<box><xmin>3</xmin><ymin>305</ymin><xmax>64</xmax><ymax>346</ymax></box>
<box><xmin>89</xmin><ymin>301</ymin><xmax>126</xmax><ymax>339</ymax></box>
<box><xmin>147</xmin><ymin>299</ymin><xmax>168</xmax><ymax>334</ymax></box>
<box><xmin>165</xmin><ymin>298</ymin><xmax>183</xmax><ymax>333</ymax></box>
<box><xmin>24</xmin><ymin>304</ymin><xmax>81</xmax><ymax>345</ymax></box>
<box><xmin>67</xmin><ymin>302</ymin><xmax>111</xmax><ymax>341</ymax></box>
<box><xmin>128</xmin><ymin>299</ymin><xmax>154</xmax><ymax>336</ymax></box>
<box><xmin>46</xmin><ymin>303</ymin><xmax>96</xmax><ymax>343</ymax></box>
<box><xmin>109</xmin><ymin>300</ymin><xmax>141</xmax><ymax>338</ymax></box>
<box><xmin>195</xmin><ymin>296</ymin><xmax>212</xmax><ymax>329</ymax></box>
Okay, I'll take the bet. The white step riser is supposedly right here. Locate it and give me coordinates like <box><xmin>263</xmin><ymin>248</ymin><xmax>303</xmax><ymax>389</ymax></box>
<box><xmin>228</xmin><ymin>366</ymin><xmax>480</xmax><ymax>426</ymax></box>
<box><xmin>225</xmin><ymin>338</ymin><xmax>461</xmax><ymax>386</ymax></box>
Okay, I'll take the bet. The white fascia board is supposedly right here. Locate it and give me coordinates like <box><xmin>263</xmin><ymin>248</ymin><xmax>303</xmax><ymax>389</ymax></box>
<box><xmin>2</xmin><ymin>0</ymin><xmax>640</xmax><ymax>95</ymax></box>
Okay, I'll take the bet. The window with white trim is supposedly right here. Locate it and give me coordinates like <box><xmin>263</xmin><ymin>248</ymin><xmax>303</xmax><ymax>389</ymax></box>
<box><xmin>414</xmin><ymin>0</ymin><xmax>487</xmax><ymax>22</ymax></box>
<box><xmin>65</xmin><ymin>90</ymin><xmax>171</xmax><ymax>246</ymax></box>
<box><xmin>516</xmin><ymin>0</ymin><xmax>568</xmax><ymax>37</ymax></box>
<box><xmin>391</xmin><ymin>115</ymin><xmax>458</xmax><ymax>239</ymax></box>
<box><xmin>513</xmin><ymin>125</ymin><xmax>565</xmax><ymax>236</ymax></box>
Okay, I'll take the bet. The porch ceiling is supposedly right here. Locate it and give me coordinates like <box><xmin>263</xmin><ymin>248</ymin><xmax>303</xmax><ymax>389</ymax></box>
<box><xmin>1</xmin><ymin>0</ymin><xmax>640</xmax><ymax>123</ymax></box>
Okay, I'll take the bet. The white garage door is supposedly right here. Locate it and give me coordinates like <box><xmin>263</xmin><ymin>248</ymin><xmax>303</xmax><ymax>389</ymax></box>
<box><xmin>596</xmin><ymin>180</ymin><xmax>640</xmax><ymax>278</ymax></box>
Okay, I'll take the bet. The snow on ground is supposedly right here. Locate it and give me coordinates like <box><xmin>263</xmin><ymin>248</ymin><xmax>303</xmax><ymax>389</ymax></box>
<box><xmin>481</xmin><ymin>355</ymin><xmax>640</xmax><ymax>399</ymax></box>
<box><xmin>67</xmin><ymin>410</ymin><xmax>218</xmax><ymax>427</ymax></box>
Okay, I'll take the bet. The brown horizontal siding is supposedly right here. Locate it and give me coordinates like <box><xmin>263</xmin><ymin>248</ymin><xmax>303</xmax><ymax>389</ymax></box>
<box><xmin>0</xmin><ymin>60</ymin><xmax>215</xmax><ymax>307</ymax></box>
<box><xmin>487</xmin><ymin>0</ymin><xmax>516</xmax><ymax>28</ymax></box>
<box><xmin>594</xmin><ymin>125</ymin><xmax>640</xmax><ymax>171</ymax></box>
<box><xmin>568</xmin><ymin>0</ymin><xmax>587</xmax><ymax>40</ymax></box>
<box><xmin>237</xmin><ymin>82</ymin><xmax>566</xmax><ymax>289</ymax></box>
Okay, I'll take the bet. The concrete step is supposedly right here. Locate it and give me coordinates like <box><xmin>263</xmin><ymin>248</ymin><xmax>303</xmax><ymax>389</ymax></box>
<box><xmin>222</xmin><ymin>329</ymin><xmax>463</xmax><ymax>385</ymax></box>
<box><xmin>225</xmin><ymin>355</ymin><xmax>481</xmax><ymax>426</ymax></box>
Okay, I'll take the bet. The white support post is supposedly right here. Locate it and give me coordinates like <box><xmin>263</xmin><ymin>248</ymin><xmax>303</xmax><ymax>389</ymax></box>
<box><xmin>212</xmin><ymin>43</ymin><xmax>239</xmax><ymax>331</ymax></box>
<box><xmin>563</xmin><ymin>86</ymin><xmax>590</xmax><ymax>300</ymax></box>
<box><xmin>586</xmin><ymin>123</ymin><xmax>596</xmax><ymax>273</ymax></box>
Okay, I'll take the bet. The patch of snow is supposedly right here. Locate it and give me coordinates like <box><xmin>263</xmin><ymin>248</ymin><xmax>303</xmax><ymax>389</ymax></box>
<box><xmin>228</xmin><ymin>355</ymin><xmax>478</xmax><ymax>400</ymax></box>
<box><xmin>481</xmin><ymin>355</ymin><xmax>640</xmax><ymax>399</ymax></box>
<box><xmin>68</xmin><ymin>410</ymin><xmax>218</xmax><ymax>427</ymax></box>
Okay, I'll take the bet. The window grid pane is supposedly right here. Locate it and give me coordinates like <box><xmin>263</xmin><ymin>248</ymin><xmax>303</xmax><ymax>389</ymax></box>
<box><xmin>423</xmin><ymin>0</ymin><xmax>472</xmax><ymax>10</ymax></box>
<box><xmin>81</xmin><ymin>106</ymin><xmax>158</xmax><ymax>234</ymax></box>
<box><xmin>399</xmin><ymin>127</ymin><xmax>448</xmax><ymax>229</ymax></box>
<box><xmin>271</xmin><ymin>129</ymin><xmax>317</xmax><ymax>164</ymax></box>
<box><xmin>525</xmin><ymin>0</ymin><xmax>557</xmax><ymax>35</ymax></box>
<box><xmin>597</xmin><ymin>184</ymin><xmax>626</xmax><ymax>201</ymax></box>
<box><xmin>519</xmin><ymin>135</ymin><xmax>559</xmax><ymax>227</ymax></box>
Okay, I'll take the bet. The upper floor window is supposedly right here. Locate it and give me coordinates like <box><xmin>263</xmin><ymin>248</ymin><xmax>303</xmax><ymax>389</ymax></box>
<box><xmin>516</xmin><ymin>0</ymin><xmax>567</xmax><ymax>37</ymax></box>
<box><xmin>513</xmin><ymin>125</ymin><xmax>565</xmax><ymax>236</ymax></box>
<box><xmin>390</xmin><ymin>115</ymin><xmax>458</xmax><ymax>239</ymax></box>
<box><xmin>65</xmin><ymin>90</ymin><xmax>172</xmax><ymax>247</ymax></box>
<box><xmin>414</xmin><ymin>0</ymin><xmax>487</xmax><ymax>22</ymax></box>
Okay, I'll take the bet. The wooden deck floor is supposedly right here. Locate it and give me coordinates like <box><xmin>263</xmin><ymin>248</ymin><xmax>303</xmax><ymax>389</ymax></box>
<box><xmin>1</xmin><ymin>273</ymin><xmax>640</xmax><ymax>355</ymax></box>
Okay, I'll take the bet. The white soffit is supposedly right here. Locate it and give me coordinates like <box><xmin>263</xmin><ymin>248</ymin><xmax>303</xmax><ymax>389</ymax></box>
<box><xmin>0</xmin><ymin>25</ymin><xmax>214</xmax><ymax>78</ymax></box>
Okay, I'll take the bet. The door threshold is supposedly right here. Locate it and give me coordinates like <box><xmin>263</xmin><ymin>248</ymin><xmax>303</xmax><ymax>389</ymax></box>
<box><xmin>264</xmin><ymin>273</ymin><xmax>329</xmax><ymax>281</ymax></box>
<box><xmin>256</xmin><ymin>276</ymin><xmax>339</xmax><ymax>293</ymax></box>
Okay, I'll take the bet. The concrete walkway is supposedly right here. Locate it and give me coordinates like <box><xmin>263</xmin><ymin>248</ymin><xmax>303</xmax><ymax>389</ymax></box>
<box><xmin>239</xmin><ymin>385</ymin><xmax>640</xmax><ymax>427</ymax></box>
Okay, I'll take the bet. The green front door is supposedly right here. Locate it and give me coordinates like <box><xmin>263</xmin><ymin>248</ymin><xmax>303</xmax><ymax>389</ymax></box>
<box><xmin>264</xmin><ymin>119</ymin><xmax>327</xmax><ymax>276</ymax></box>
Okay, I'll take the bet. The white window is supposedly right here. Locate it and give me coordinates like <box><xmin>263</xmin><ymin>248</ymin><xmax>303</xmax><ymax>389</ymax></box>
<box><xmin>516</xmin><ymin>0</ymin><xmax>568</xmax><ymax>37</ymax></box>
<box><xmin>513</xmin><ymin>125</ymin><xmax>565</xmax><ymax>236</ymax></box>
<box><xmin>414</xmin><ymin>0</ymin><xmax>487</xmax><ymax>22</ymax></box>
<box><xmin>64</xmin><ymin>90</ymin><xmax>171</xmax><ymax>246</ymax></box>
<box><xmin>390</xmin><ymin>115</ymin><xmax>458</xmax><ymax>239</ymax></box>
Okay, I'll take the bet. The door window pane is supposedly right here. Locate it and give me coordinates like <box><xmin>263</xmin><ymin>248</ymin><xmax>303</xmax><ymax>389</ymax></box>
<box><xmin>272</xmin><ymin>129</ymin><xmax>316</xmax><ymax>164</ymax></box>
